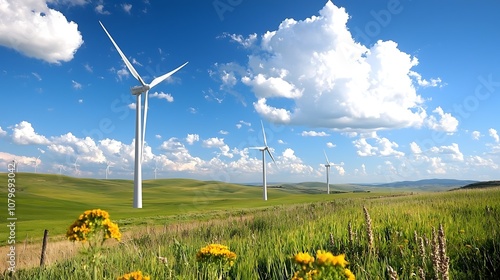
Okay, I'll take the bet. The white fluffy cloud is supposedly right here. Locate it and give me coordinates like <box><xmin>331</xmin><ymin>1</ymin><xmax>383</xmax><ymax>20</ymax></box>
<box><xmin>218</xmin><ymin>1</ymin><xmax>447</xmax><ymax>131</ymax></box>
<box><xmin>0</xmin><ymin>127</ymin><xmax>6</xmax><ymax>137</ymax></box>
<box><xmin>489</xmin><ymin>128</ymin><xmax>499</xmax><ymax>143</ymax></box>
<box><xmin>471</xmin><ymin>131</ymin><xmax>481</xmax><ymax>140</ymax></box>
<box><xmin>353</xmin><ymin>133</ymin><xmax>403</xmax><ymax>157</ymax></box>
<box><xmin>150</xmin><ymin>92</ymin><xmax>174</xmax><ymax>102</ymax></box>
<box><xmin>12</xmin><ymin>121</ymin><xmax>50</xmax><ymax>145</ymax></box>
<box><xmin>301</xmin><ymin>131</ymin><xmax>330</xmax><ymax>137</ymax></box>
<box><xmin>0</xmin><ymin>0</ymin><xmax>83</xmax><ymax>64</ymax></box>
<box><xmin>186</xmin><ymin>134</ymin><xmax>199</xmax><ymax>145</ymax></box>
<box><xmin>426</xmin><ymin>107</ymin><xmax>458</xmax><ymax>133</ymax></box>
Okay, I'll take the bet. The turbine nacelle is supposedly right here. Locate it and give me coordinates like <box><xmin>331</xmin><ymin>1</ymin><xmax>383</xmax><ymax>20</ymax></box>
<box><xmin>131</xmin><ymin>85</ymin><xmax>150</xmax><ymax>95</ymax></box>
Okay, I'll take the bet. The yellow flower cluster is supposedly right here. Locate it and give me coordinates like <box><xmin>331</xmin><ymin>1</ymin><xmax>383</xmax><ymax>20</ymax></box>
<box><xmin>196</xmin><ymin>243</ymin><xmax>237</xmax><ymax>266</ymax></box>
<box><xmin>66</xmin><ymin>209</ymin><xmax>121</xmax><ymax>243</ymax></box>
<box><xmin>316</xmin><ymin>251</ymin><xmax>348</xmax><ymax>267</ymax></box>
<box><xmin>291</xmin><ymin>250</ymin><xmax>355</xmax><ymax>280</ymax></box>
<box><xmin>116</xmin><ymin>270</ymin><xmax>150</xmax><ymax>280</ymax></box>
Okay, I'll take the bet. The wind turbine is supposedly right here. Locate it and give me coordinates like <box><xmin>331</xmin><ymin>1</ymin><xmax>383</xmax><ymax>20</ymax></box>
<box><xmin>324</xmin><ymin>150</ymin><xmax>331</xmax><ymax>194</ymax></box>
<box><xmin>73</xmin><ymin>157</ymin><xmax>80</xmax><ymax>176</ymax></box>
<box><xmin>100</xmin><ymin>21</ymin><xmax>188</xmax><ymax>208</ymax></box>
<box><xmin>105</xmin><ymin>162</ymin><xmax>113</xmax><ymax>180</ymax></box>
<box><xmin>34</xmin><ymin>156</ymin><xmax>40</xmax><ymax>173</ymax></box>
<box><xmin>153</xmin><ymin>161</ymin><xmax>159</xmax><ymax>180</ymax></box>
<box><xmin>323</xmin><ymin>151</ymin><xmax>343</xmax><ymax>194</ymax></box>
<box><xmin>58</xmin><ymin>165</ymin><xmax>65</xmax><ymax>175</ymax></box>
<box><xmin>250</xmin><ymin>121</ymin><xmax>277</xmax><ymax>201</ymax></box>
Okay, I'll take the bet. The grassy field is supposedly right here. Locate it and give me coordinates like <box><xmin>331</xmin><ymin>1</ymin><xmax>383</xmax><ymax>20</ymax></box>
<box><xmin>1</xmin><ymin>173</ymin><xmax>499</xmax><ymax>279</ymax></box>
<box><xmin>0</xmin><ymin>173</ymin><xmax>382</xmax><ymax>245</ymax></box>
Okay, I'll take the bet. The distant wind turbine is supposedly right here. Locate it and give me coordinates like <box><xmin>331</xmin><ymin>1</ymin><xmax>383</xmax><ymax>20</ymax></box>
<box><xmin>105</xmin><ymin>162</ymin><xmax>113</xmax><ymax>180</ymax></box>
<box><xmin>34</xmin><ymin>156</ymin><xmax>40</xmax><ymax>173</ymax></box>
<box><xmin>58</xmin><ymin>165</ymin><xmax>65</xmax><ymax>175</ymax></box>
<box><xmin>153</xmin><ymin>161</ymin><xmax>159</xmax><ymax>180</ymax></box>
<box><xmin>100</xmin><ymin>21</ymin><xmax>188</xmax><ymax>208</ymax></box>
<box><xmin>73</xmin><ymin>157</ymin><xmax>80</xmax><ymax>176</ymax></box>
<box><xmin>250</xmin><ymin>121</ymin><xmax>277</xmax><ymax>201</ymax></box>
<box><xmin>323</xmin><ymin>151</ymin><xmax>343</xmax><ymax>194</ymax></box>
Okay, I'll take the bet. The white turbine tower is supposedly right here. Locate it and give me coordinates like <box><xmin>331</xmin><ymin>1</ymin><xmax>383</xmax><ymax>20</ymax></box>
<box><xmin>250</xmin><ymin>121</ymin><xmax>277</xmax><ymax>201</ymax></box>
<box><xmin>324</xmin><ymin>150</ymin><xmax>331</xmax><ymax>194</ymax></box>
<box><xmin>323</xmin><ymin>151</ymin><xmax>343</xmax><ymax>194</ymax></box>
<box><xmin>100</xmin><ymin>21</ymin><xmax>188</xmax><ymax>208</ymax></box>
<box><xmin>153</xmin><ymin>161</ymin><xmax>159</xmax><ymax>180</ymax></box>
<box><xmin>73</xmin><ymin>157</ymin><xmax>80</xmax><ymax>176</ymax></box>
<box><xmin>105</xmin><ymin>162</ymin><xmax>113</xmax><ymax>180</ymax></box>
<box><xmin>34</xmin><ymin>156</ymin><xmax>40</xmax><ymax>173</ymax></box>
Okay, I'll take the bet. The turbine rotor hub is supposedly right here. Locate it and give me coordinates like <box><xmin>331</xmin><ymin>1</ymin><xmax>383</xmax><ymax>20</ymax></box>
<box><xmin>131</xmin><ymin>85</ymin><xmax>150</xmax><ymax>95</ymax></box>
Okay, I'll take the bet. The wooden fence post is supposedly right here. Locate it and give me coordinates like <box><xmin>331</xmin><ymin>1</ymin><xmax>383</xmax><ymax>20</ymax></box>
<box><xmin>40</xmin><ymin>229</ymin><xmax>49</xmax><ymax>267</ymax></box>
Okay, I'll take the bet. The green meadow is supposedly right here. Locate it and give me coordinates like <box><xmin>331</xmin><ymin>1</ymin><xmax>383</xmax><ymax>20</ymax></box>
<box><xmin>1</xmin><ymin>173</ymin><xmax>499</xmax><ymax>279</ymax></box>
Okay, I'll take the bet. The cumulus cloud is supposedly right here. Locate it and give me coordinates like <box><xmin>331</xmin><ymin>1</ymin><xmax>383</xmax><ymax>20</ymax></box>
<box><xmin>301</xmin><ymin>131</ymin><xmax>330</xmax><ymax>137</ymax></box>
<box><xmin>122</xmin><ymin>3</ymin><xmax>132</xmax><ymax>14</ymax></box>
<box><xmin>471</xmin><ymin>130</ymin><xmax>481</xmax><ymax>140</ymax></box>
<box><xmin>202</xmin><ymin>137</ymin><xmax>225</xmax><ymax>148</ymax></box>
<box><xmin>236</xmin><ymin>120</ymin><xmax>251</xmax><ymax>129</ymax></box>
<box><xmin>326</xmin><ymin>142</ymin><xmax>336</xmax><ymax>148</ymax></box>
<box><xmin>95</xmin><ymin>4</ymin><xmax>110</xmax><ymax>15</ymax></box>
<box><xmin>186</xmin><ymin>134</ymin><xmax>199</xmax><ymax>145</ymax></box>
<box><xmin>12</xmin><ymin>121</ymin><xmax>50</xmax><ymax>145</ymax></box>
<box><xmin>150</xmin><ymin>91</ymin><xmax>174</xmax><ymax>102</ymax></box>
<box><xmin>0</xmin><ymin>127</ymin><xmax>6</xmax><ymax>137</ymax></box>
<box><xmin>353</xmin><ymin>132</ymin><xmax>403</xmax><ymax>157</ymax></box>
<box><xmin>0</xmin><ymin>0</ymin><xmax>83</xmax><ymax>64</ymax></box>
<box><xmin>72</xmin><ymin>80</ymin><xmax>82</xmax><ymax>89</ymax></box>
<box><xmin>221</xmin><ymin>32</ymin><xmax>258</xmax><ymax>48</ymax></box>
<box><xmin>49</xmin><ymin>132</ymin><xmax>106</xmax><ymax>164</ymax></box>
<box><xmin>217</xmin><ymin>1</ymin><xmax>447</xmax><ymax>131</ymax></box>
<box><xmin>279</xmin><ymin>148</ymin><xmax>314</xmax><ymax>174</ymax></box>
<box><xmin>489</xmin><ymin>128</ymin><xmax>499</xmax><ymax>143</ymax></box>
<box><xmin>426</xmin><ymin>107</ymin><xmax>458</xmax><ymax>133</ymax></box>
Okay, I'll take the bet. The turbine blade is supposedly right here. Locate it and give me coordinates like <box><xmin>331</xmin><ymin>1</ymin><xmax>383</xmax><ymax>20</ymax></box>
<box><xmin>261</xmin><ymin>120</ymin><xmax>268</xmax><ymax>147</ymax></box>
<box><xmin>141</xmin><ymin>90</ymin><xmax>149</xmax><ymax>162</ymax></box>
<box><xmin>99</xmin><ymin>21</ymin><xmax>146</xmax><ymax>86</ymax></box>
<box><xmin>149</xmin><ymin>62</ymin><xmax>189</xmax><ymax>89</ymax></box>
<box><xmin>324</xmin><ymin>150</ymin><xmax>330</xmax><ymax>164</ymax></box>
<box><xmin>267</xmin><ymin>148</ymin><xmax>277</xmax><ymax>165</ymax></box>
<box><xmin>249</xmin><ymin>146</ymin><xmax>266</xmax><ymax>150</ymax></box>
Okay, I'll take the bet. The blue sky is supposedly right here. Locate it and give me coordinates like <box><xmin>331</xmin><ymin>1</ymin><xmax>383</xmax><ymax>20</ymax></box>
<box><xmin>1</xmin><ymin>0</ymin><xmax>500</xmax><ymax>184</ymax></box>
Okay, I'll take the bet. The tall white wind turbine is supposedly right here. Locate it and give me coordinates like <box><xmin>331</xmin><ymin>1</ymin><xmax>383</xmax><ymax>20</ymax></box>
<box><xmin>323</xmin><ymin>151</ymin><xmax>343</xmax><ymax>194</ymax></box>
<box><xmin>100</xmin><ymin>21</ymin><xmax>188</xmax><ymax>208</ymax></box>
<box><xmin>250</xmin><ymin>121</ymin><xmax>277</xmax><ymax>201</ymax></box>
<box><xmin>324</xmin><ymin>150</ymin><xmax>331</xmax><ymax>194</ymax></box>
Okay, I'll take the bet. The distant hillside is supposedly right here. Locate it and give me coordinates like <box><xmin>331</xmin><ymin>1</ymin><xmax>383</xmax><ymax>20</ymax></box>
<box><xmin>369</xmin><ymin>179</ymin><xmax>478</xmax><ymax>191</ymax></box>
<box><xmin>277</xmin><ymin>182</ymin><xmax>369</xmax><ymax>193</ymax></box>
<box><xmin>451</xmin><ymin>180</ymin><xmax>500</xmax><ymax>190</ymax></box>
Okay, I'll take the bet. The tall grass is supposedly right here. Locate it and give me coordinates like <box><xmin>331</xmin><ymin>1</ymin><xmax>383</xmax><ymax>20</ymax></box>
<box><xmin>5</xmin><ymin>187</ymin><xmax>500</xmax><ymax>279</ymax></box>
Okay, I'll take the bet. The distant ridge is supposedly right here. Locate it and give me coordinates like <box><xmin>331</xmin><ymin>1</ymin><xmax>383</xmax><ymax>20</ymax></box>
<box><xmin>451</xmin><ymin>180</ymin><xmax>500</xmax><ymax>190</ymax></box>
<box><xmin>371</xmin><ymin>178</ymin><xmax>478</xmax><ymax>188</ymax></box>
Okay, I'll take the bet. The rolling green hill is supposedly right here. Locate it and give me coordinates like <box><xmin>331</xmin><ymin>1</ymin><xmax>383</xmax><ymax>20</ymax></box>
<box><xmin>0</xmin><ymin>173</ymin><xmax>376</xmax><ymax>244</ymax></box>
